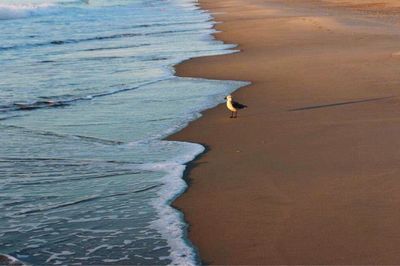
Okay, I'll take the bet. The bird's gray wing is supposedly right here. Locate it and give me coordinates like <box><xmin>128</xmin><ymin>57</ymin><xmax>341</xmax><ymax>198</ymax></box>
<box><xmin>232</xmin><ymin>101</ymin><xmax>247</xmax><ymax>109</ymax></box>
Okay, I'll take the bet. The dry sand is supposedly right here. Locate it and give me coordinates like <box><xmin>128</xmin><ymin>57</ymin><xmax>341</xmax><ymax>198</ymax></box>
<box><xmin>170</xmin><ymin>0</ymin><xmax>400</xmax><ymax>264</ymax></box>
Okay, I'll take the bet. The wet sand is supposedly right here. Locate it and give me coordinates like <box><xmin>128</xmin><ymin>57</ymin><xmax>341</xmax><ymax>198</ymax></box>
<box><xmin>170</xmin><ymin>0</ymin><xmax>400</xmax><ymax>264</ymax></box>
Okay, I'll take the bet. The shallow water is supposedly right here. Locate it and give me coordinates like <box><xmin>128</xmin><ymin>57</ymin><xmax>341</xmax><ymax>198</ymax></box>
<box><xmin>0</xmin><ymin>0</ymin><xmax>247</xmax><ymax>265</ymax></box>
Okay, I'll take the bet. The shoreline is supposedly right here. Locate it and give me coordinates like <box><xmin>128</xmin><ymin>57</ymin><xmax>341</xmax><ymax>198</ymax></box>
<box><xmin>171</xmin><ymin>0</ymin><xmax>400</xmax><ymax>264</ymax></box>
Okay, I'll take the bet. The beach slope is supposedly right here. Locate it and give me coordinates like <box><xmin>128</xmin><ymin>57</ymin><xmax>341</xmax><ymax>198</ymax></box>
<box><xmin>171</xmin><ymin>0</ymin><xmax>400</xmax><ymax>264</ymax></box>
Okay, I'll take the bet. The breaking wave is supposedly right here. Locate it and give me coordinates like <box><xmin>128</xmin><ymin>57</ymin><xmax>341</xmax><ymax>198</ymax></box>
<box><xmin>0</xmin><ymin>3</ymin><xmax>57</xmax><ymax>20</ymax></box>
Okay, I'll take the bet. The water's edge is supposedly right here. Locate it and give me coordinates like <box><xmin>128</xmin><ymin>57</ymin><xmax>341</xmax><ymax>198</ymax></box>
<box><xmin>166</xmin><ymin>1</ymin><xmax>249</xmax><ymax>264</ymax></box>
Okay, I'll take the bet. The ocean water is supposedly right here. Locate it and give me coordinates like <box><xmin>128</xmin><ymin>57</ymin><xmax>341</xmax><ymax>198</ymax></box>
<box><xmin>0</xmin><ymin>0</ymin><xmax>247</xmax><ymax>265</ymax></box>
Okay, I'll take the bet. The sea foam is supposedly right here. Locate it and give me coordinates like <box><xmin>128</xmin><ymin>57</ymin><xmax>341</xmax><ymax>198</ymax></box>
<box><xmin>138</xmin><ymin>142</ymin><xmax>205</xmax><ymax>266</ymax></box>
<box><xmin>0</xmin><ymin>3</ymin><xmax>55</xmax><ymax>20</ymax></box>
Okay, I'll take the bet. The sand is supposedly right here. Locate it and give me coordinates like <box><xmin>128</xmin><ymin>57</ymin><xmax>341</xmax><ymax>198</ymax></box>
<box><xmin>169</xmin><ymin>0</ymin><xmax>400</xmax><ymax>264</ymax></box>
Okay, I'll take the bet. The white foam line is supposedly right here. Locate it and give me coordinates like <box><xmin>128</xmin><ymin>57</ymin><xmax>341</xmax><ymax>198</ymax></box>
<box><xmin>139</xmin><ymin>142</ymin><xmax>204</xmax><ymax>265</ymax></box>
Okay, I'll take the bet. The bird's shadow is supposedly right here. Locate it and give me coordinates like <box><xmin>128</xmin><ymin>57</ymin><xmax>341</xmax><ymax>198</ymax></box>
<box><xmin>288</xmin><ymin>96</ymin><xmax>394</xmax><ymax>112</ymax></box>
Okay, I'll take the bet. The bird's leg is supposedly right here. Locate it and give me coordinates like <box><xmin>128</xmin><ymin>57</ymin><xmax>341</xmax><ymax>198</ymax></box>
<box><xmin>234</xmin><ymin>111</ymin><xmax>237</xmax><ymax>118</ymax></box>
<box><xmin>230</xmin><ymin>111</ymin><xmax>234</xmax><ymax>118</ymax></box>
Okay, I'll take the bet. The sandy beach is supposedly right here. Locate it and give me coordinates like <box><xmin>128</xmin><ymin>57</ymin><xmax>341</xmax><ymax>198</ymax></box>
<box><xmin>170</xmin><ymin>0</ymin><xmax>400</xmax><ymax>264</ymax></box>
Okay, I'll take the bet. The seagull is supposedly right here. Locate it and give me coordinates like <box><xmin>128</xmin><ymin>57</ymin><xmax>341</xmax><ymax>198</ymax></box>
<box><xmin>225</xmin><ymin>95</ymin><xmax>247</xmax><ymax>118</ymax></box>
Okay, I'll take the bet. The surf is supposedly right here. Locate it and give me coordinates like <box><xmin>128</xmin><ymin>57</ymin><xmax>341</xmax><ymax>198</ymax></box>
<box><xmin>0</xmin><ymin>3</ymin><xmax>56</xmax><ymax>20</ymax></box>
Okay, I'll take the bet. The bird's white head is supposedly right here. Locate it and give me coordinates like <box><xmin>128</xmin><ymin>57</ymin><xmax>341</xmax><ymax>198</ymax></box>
<box><xmin>226</xmin><ymin>95</ymin><xmax>232</xmax><ymax>101</ymax></box>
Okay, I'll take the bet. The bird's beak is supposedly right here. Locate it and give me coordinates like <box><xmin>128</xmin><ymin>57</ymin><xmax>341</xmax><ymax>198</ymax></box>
<box><xmin>224</xmin><ymin>97</ymin><xmax>227</xmax><ymax>100</ymax></box>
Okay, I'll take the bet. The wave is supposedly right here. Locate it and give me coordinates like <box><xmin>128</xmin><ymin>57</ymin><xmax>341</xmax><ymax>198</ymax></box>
<box><xmin>0</xmin><ymin>28</ymin><xmax>212</xmax><ymax>51</ymax></box>
<box><xmin>1</xmin><ymin>124</ymin><xmax>126</xmax><ymax>145</ymax></box>
<box><xmin>13</xmin><ymin>186</ymin><xmax>160</xmax><ymax>216</ymax></box>
<box><xmin>0</xmin><ymin>78</ymin><xmax>171</xmax><ymax>116</ymax></box>
<box><xmin>80</xmin><ymin>43</ymin><xmax>151</xmax><ymax>52</ymax></box>
<box><xmin>0</xmin><ymin>3</ymin><xmax>56</xmax><ymax>20</ymax></box>
<box><xmin>0</xmin><ymin>0</ymin><xmax>91</xmax><ymax>21</ymax></box>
